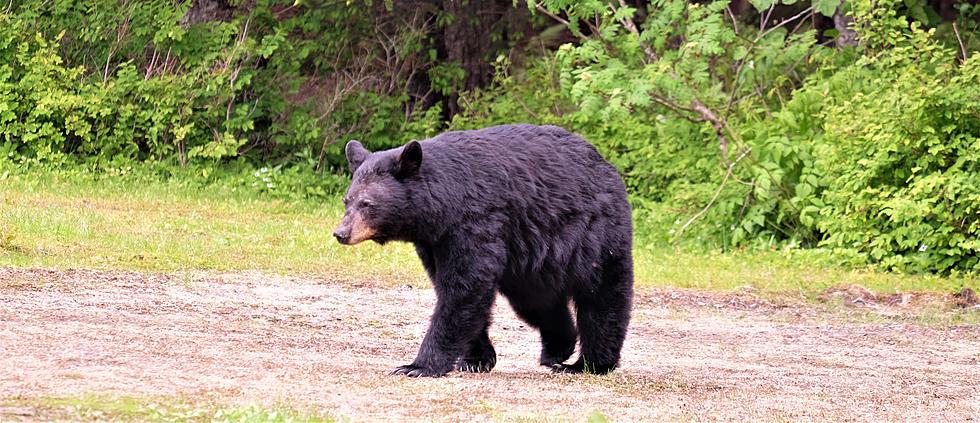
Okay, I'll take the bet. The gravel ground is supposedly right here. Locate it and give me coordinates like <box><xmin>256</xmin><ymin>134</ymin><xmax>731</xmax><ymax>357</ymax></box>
<box><xmin>1</xmin><ymin>267</ymin><xmax>978</xmax><ymax>421</ymax></box>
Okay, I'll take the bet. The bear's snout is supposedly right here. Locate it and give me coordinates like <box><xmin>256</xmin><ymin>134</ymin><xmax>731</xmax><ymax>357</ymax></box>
<box><xmin>333</xmin><ymin>226</ymin><xmax>351</xmax><ymax>245</ymax></box>
<box><xmin>333</xmin><ymin>212</ymin><xmax>376</xmax><ymax>245</ymax></box>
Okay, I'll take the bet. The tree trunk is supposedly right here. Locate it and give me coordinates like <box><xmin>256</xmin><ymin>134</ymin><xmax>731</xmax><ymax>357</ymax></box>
<box><xmin>180</xmin><ymin>0</ymin><xmax>236</xmax><ymax>27</ymax></box>
<box><xmin>440</xmin><ymin>0</ymin><xmax>504</xmax><ymax>115</ymax></box>
<box><xmin>833</xmin><ymin>0</ymin><xmax>858</xmax><ymax>47</ymax></box>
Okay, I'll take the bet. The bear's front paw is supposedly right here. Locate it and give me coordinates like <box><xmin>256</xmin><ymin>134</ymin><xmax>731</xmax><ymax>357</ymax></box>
<box><xmin>391</xmin><ymin>364</ymin><xmax>449</xmax><ymax>378</ymax></box>
<box><xmin>457</xmin><ymin>357</ymin><xmax>495</xmax><ymax>373</ymax></box>
<box><xmin>551</xmin><ymin>359</ymin><xmax>616</xmax><ymax>375</ymax></box>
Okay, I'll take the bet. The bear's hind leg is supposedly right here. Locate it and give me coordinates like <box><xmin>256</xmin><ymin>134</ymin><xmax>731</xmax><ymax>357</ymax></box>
<box><xmin>458</xmin><ymin>325</ymin><xmax>496</xmax><ymax>373</ymax></box>
<box><xmin>554</xmin><ymin>253</ymin><xmax>633</xmax><ymax>375</ymax></box>
<box><xmin>537</xmin><ymin>303</ymin><xmax>577</xmax><ymax>367</ymax></box>
<box><xmin>507</xmin><ymin>297</ymin><xmax>577</xmax><ymax>367</ymax></box>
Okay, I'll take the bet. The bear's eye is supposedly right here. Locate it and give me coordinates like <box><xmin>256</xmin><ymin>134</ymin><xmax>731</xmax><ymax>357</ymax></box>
<box><xmin>358</xmin><ymin>199</ymin><xmax>374</xmax><ymax>208</ymax></box>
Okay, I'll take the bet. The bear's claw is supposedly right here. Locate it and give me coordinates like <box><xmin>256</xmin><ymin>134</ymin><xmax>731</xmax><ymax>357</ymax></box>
<box><xmin>550</xmin><ymin>360</ymin><xmax>616</xmax><ymax>375</ymax></box>
<box><xmin>540</xmin><ymin>352</ymin><xmax>572</xmax><ymax>367</ymax></box>
<box><xmin>457</xmin><ymin>358</ymin><xmax>495</xmax><ymax>373</ymax></box>
<box><xmin>550</xmin><ymin>363</ymin><xmax>583</xmax><ymax>374</ymax></box>
<box><xmin>391</xmin><ymin>364</ymin><xmax>448</xmax><ymax>378</ymax></box>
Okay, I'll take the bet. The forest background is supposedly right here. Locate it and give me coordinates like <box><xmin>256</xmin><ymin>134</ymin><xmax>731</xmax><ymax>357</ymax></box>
<box><xmin>1</xmin><ymin>0</ymin><xmax>978</xmax><ymax>276</ymax></box>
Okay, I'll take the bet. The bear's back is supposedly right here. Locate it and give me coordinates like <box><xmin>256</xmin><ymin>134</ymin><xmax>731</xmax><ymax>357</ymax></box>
<box><xmin>418</xmin><ymin>124</ymin><xmax>630</xmax><ymax>266</ymax></box>
<box><xmin>421</xmin><ymin>124</ymin><xmax>623</xmax><ymax>202</ymax></box>
<box><xmin>427</xmin><ymin>124</ymin><xmax>603</xmax><ymax>165</ymax></box>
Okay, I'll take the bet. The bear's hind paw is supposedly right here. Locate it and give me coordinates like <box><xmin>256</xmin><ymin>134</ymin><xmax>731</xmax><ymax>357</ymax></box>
<box><xmin>550</xmin><ymin>362</ymin><xmax>583</xmax><ymax>374</ymax></box>
<box><xmin>551</xmin><ymin>360</ymin><xmax>616</xmax><ymax>375</ymax></box>
<box><xmin>391</xmin><ymin>364</ymin><xmax>448</xmax><ymax>378</ymax></box>
<box><xmin>540</xmin><ymin>353</ymin><xmax>571</xmax><ymax>367</ymax></box>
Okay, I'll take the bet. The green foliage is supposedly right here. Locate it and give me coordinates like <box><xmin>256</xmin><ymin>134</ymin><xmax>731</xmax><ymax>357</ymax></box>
<box><xmin>0</xmin><ymin>6</ymin><xmax>257</xmax><ymax>165</ymax></box>
<box><xmin>529</xmin><ymin>0</ymin><xmax>835</xmax><ymax>249</ymax></box>
<box><xmin>0</xmin><ymin>1</ymin><xmax>445</xmax><ymax>173</ymax></box>
<box><xmin>587</xmin><ymin>410</ymin><xmax>611</xmax><ymax>423</ymax></box>
<box><xmin>813</xmin><ymin>0</ymin><xmax>980</xmax><ymax>273</ymax></box>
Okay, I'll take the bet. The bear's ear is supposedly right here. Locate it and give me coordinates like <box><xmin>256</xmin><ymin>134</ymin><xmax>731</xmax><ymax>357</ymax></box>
<box><xmin>394</xmin><ymin>140</ymin><xmax>422</xmax><ymax>179</ymax></box>
<box><xmin>345</xmin><ymin>140</ymin><xmax>370</xmax><ymax>173</ymax></box>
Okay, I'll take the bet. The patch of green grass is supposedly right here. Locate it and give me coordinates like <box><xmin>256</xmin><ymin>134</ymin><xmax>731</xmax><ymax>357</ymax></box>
<box><xmin>0</xmin><ymin>165</ymin><xmax>975</xmax><ymax>296</ymax></box>
<box><xmin>0</xmin><ymin>166</ymin><xmax>426</xmax><ymax>287</ymax></box>
<box><xmin>634</xmin><ymin>247</ymin><xmax>976</xmax><ymax>296</ymax></box>
<box><xmin>0</xmin><ymin>394</ymin><xmax>333</xmax><ymax>422</ymax></box>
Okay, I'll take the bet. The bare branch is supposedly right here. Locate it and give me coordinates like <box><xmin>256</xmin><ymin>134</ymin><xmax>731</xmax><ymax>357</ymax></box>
<box><xmin>726</xmin><ymin>6</ymin><xmax>739</xmax><ymax>37</ymax></box>
<box><xmin>789</xmin><ymin>7</ymin><xmax>813</xmax><ymax>36</ymax></box>
<box><xmin>676</xmin><ymin>148</ymin><xmax>753</xmax><ymax>239</ymax></box>
<box><xmin>650</xmin><ymin>94</ymin><xmax>698</xmax><ymax>119</ymax></box>
<box><xmin>952</xmin><ymin>22</ymin><xmax>969</xmax><ymax>63</ymax></box>
<box><xmin>615</xmin><ymin>0</ymin><xmax>659</xmax><ymax>62</ymax></box>
<box><xmin>533</xmin><ymin>3</ymin><xmax>589</xmax><ymax>42</ymax></box>
<box><xmin>759</xmin><ymin>6</ymin><xmax>814</xmax><ymax>40</ymax></box>
<box><xmin>692</xmin><ymin>99</ymin><xmax>730</xmax><ymax>156</ymax></box>
<box><xmin>724</xmin><ymin>6</ymin><xmax>814</xmax><ymax>119</ymax></box>
<box><xmin>761</xmin><ymin>4</ymin><xmax>775</xmax><ymax>32</ymax></box>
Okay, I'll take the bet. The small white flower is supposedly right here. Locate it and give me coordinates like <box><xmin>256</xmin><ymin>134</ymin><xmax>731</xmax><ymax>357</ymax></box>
<box><xmin>730</xmin><ymin>225</ymin><xmax>736</xmax><ymax>230</ymax></box>
<box><xmin>260</xmin><ymin>167</ymin><xmax>269</xmax><ymax>173</ymax></box>
<box><xmin>266</xmin><ymin>183</ymin><xmax>274</xmax><ymax>189</ymax></box>
<box><xmin>918</xmin><ymin>244</ymin><xmax>928</xmax><ymax>252</ymax></box>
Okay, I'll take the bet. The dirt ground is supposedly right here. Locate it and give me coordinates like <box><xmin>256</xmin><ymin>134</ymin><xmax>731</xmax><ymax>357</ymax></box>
<box><xmin>1</xmin><ymin>268</ymin><xmax>978</xmax><ymax>422</ymax></box>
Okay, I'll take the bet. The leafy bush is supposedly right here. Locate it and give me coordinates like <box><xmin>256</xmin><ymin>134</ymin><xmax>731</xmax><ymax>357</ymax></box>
<box><xmin>0</xmin><ymin>9</ymin><xmax>257</xmax><ymax>165</ymax></box>
<box><xmin>812</xmin><ymin>2</ymin><xmax>980</xmax><ymax>273</ymax></box>
<box><xmin>0</xmin><ymin>1</ymin><xmax>446</xmax><ymax>173</ymax></box>
<box><xmin>487</xmin><ymin>0</ymin><xmax>843</xmax><ymax>250</ymax></box>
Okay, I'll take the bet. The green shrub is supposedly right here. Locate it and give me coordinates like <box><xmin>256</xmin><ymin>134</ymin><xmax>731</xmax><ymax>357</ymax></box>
<box><xmin>812</xmin><ymin>3</ymin><xmax>980</xmax><ymax>273</ymax></box>
<box><xmin>0</xmin><ymin>1</ymin><xmax>446</xmax><ymax>173</ymax></box>
<box><xmin>0</xmin><ymin>10</ymin><xmax>250</xmax><ymax>165</ymax></box>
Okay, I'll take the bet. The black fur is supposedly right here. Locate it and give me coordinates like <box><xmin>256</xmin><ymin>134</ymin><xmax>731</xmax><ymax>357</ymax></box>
<box><xmin>335</xmin><ymin>124</ymin><xmax>633</xmax><ymax>377</ymax></box>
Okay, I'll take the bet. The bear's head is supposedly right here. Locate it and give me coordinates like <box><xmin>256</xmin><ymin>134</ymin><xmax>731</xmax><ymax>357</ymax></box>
<box><xmin>332</xmin><ymin>139</ymin><xmax>423</xmax><ymax>245</ymax></box>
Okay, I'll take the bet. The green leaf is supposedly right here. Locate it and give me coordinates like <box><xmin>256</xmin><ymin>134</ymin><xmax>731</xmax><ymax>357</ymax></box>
<box><xmin>733</xmin><ymin>46</ymin><xmax>748</xmax><ymax>60</ymax></box>
<box><xmin>813</xmin><ymin>0</ymin><xmax>840</xmax><ymax>16</ymax></box>
<box><xmin>748</xmin><ymin>0</ymin><xmax>776</xmax><ymax>12</ymax></box>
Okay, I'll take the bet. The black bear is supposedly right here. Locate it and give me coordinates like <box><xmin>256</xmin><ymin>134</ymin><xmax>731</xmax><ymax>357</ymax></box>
<box><xmin>333</xmin><ymin>124</ymin><xmax>633</xmax><ymax>377</ymax></box>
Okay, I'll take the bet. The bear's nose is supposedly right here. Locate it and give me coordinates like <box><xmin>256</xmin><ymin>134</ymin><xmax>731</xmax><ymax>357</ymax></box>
<box><xmin>333</xmin><ymin>229</ymin><xmax>350</xmax><ymax>245</ymax></box>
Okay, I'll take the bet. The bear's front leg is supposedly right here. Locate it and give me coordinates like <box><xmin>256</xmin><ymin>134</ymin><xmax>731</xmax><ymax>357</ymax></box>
<box><xmin>393</xmin><ymin>242</ymin><xmax>503</xmax><ymax>377</ymax></box>
<box><xmin>457</xmin><ymin>325</ymin><xmax>496</xmax><ymax>373</ymax></box>
<box><xmin>392</xmin><ymin>282</ymin><xmax>497</xmax><ymax>377</ymax></box>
